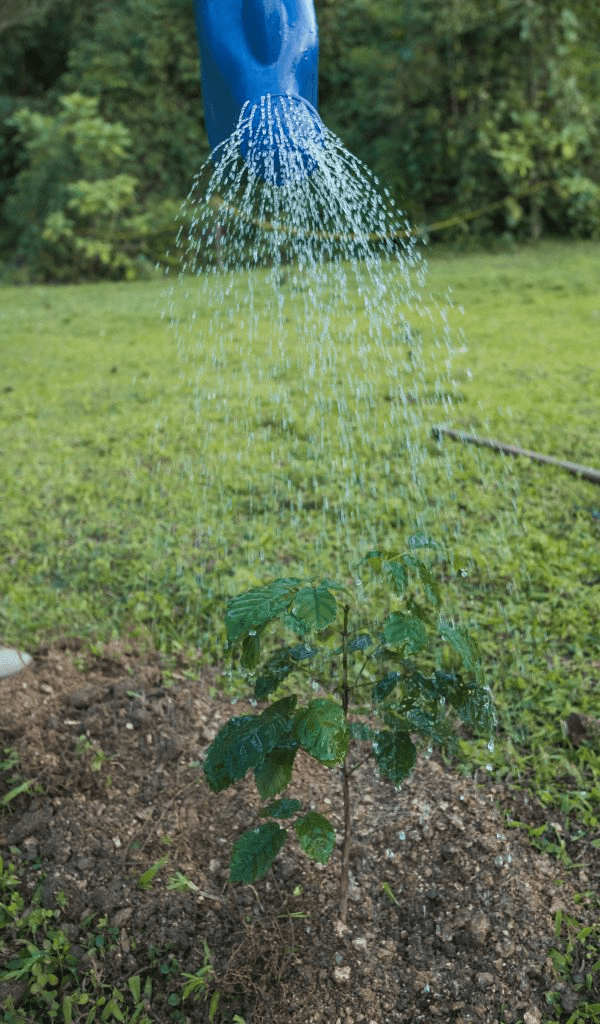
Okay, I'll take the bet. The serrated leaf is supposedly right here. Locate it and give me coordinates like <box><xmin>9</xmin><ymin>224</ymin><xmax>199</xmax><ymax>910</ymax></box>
<box><xmin>372</xmin><ymin>731</ymin><xmax>417</xmax><ymax>784</ymax></box>
<box><xmin>254</xmin><ymin>747</ymin><xmax>297</xmax><ymax>799</ymax></box>
<box><xmin>383</xmin><ymin>612</ymin><xmax>428</xmax><ymax>654</ymax></box>
<box><xmin>295</xmin><ymin>812</ymin><xmax>336</xmax><ymax>864</ymax></box>
<box><xmin>438</xmin><ymin>623</ymin><xmax>484</xmax><ymax>682</ymax></box>
<box><xmin>372</xmin><ymin>671</ymin><xmax>401</xmax><ymax>703</ymax></box>
<box><xmin>291</xmin><ymin>585</ymin><xmax>337</xmax><ymax>633</ymax></box>
<box><xmin>229</xmin><ymin>823</ymin><xmax>287</xmax><ymax>882</ymax></box>
<box><xmin>204</xmin><ymin>698</ymin><xmax>296</xmax><ymax>793</ymax></box>
<box><xmin>293</xmin><ymin>699</ymin><xmax>349</xmax><ymax>766</ymax></box>
<box><xmin>225</xmin><ymin>578</ymin><xmax>302</xmax><ymax>644</ymax></box>
<box><xmin>260</xmin><ymin>798</ymin><xmax>302</xmax><ymax>819</ymax></box>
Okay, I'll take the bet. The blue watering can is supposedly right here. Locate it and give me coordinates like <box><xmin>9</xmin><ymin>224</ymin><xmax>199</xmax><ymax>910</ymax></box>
<box><xmin>192</xmin><ymin>0</ymin><xmax>324</xmax><ymax>183</ymax></box>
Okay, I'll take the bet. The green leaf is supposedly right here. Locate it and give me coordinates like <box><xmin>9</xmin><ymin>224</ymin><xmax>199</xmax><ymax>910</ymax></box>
<box><xmin>402</xmin><ymin>554</ymin><xmax>441</xmax><ymax>607</ymax></box>
<box><xmin>225</xmin><ymin>578</ymin><xmax>302</xmax><ymax>644</ymax></box>
<box><xmin>448</xmin><ymin>683</ymin><xmax>496</xmax><ymax>734</ymax></box>
<box><xmin>438</xmin><ymin>623</ymin><xmax>484</xmax><ymax>682</ymax></box>
<box><xmin>384</xmin><ymin>560</ymin><xmax>408</xmax><ymax>595</ymax></box>
<box><xmin>254</xmin><ymin>747</ymin><xmax>297</xmax><ymax>799</ymax></box>
<box><xmin>291</xmin><ymin>585</ymin><xmax>338</xmax><ymax>633</ymax></box>
<box><xmin>229</xmin><ymin>823</ymin><xmax>287</xmax><ymax>882</ymax></box>
<box><xmin>372</xmin><ymin>731</ymin><xmax>417</xmax><ymax>784</ymax></box>
<box><xmin>137</xmin><ymin>854</ymin><xmax>169</xmax><ymax>891</ymax></box>
<box><xmin>295</xmin><ymin>811</ymin><xmax>336</xmax><ymax>864</ymax></box>
<box><xmin>293</xmin><ymin>699</ymin><xmax>349</xmax><ymax>766</ymax></box>
<box><xmin>241</xmin><ymin>631</ymin><xmax>262</xmax><ymax>670</ymax></box>
<box><xmin>259</xmin><ymin>798</ymin><xmax>302</xmax><ymax>819</ymax></box>
<box><xmin>372</xmin><ymin>671</ymin><xmax>401</xmax><ymax>703</ymax></box>
<box><xmin>253</xmin><ymin>645</ymin><xmax>316</xmax><ymax>700</ymax></box>
<box><xmin>383</xmin><ymin>612</ymin><xmax>428</xmax><ymax>653</ymax></box>
<box><xmin>204</xmin><ymin>697</ymin><xmax>296</xmax><ymax>793</ymax></box>
<box><xmin>414</xmin><ymin>561</ymin><xmax>441</xmax><ymax>607</ymax></box>
<box><xmin>359</xmin><ymin>549</ymin><xmax>399</xmax><ymax>573</ymax></box>
<box><xmin>348</xmin><ymin>721</ymin><xmax>374</xmax><ymax>741</ymax></box>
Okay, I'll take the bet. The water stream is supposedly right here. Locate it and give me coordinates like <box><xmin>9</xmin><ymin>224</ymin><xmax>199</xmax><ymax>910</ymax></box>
<box><xmin>166</xmin><ymin>99</ymin><xmax>473</xmax><ymax>585</ymax></box>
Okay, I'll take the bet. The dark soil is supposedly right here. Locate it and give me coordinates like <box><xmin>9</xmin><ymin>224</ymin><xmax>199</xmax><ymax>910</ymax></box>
<box><xmin>1</xmin><ymin>640</ymin><xmax>598</xmax><ymax>1024</ymax></box>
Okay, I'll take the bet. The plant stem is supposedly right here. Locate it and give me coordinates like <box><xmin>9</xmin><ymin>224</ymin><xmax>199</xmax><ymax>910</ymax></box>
<box><xmin>339</xmin><ymin>603</ymin><xmax>351</xmax><ymax>925</ymax></box>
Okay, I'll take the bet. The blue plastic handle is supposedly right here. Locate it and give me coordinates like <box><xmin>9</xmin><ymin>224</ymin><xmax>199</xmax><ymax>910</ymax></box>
<box><xmin>193</xmin><ymin>0</ymin><xmax>323</xmax><ymax>182</ymax></box>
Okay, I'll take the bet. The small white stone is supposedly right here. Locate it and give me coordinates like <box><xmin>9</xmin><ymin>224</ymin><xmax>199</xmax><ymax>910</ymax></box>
<box><xmin>0</xmin><ymin>648</ymin><xmax>32</xmax><ymax>678</ymax></box>
<box><xmin>333</xmin><ymin>966</ymin><xmax>351</xmax><ymax>984</ymax></box>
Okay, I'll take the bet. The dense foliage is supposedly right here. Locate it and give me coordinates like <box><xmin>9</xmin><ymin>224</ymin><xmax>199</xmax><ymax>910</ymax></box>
<box><xmin>1</xmin><ymin>0</ymin><xmax>600</xmax><ymax>279</ymax></box>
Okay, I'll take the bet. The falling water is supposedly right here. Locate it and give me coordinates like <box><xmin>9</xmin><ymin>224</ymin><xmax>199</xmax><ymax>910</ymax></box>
<box><xmin>166</xmin><ymin>96</ymin><xmax>466</xmax><ymax>584</ymax></box>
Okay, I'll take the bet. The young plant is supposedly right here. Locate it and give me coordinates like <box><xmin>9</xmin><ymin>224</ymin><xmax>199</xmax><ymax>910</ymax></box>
<box><xmin>203</xmin><ymin>541</ymin><xmax>496</xmax><ymax>921</ymax></box>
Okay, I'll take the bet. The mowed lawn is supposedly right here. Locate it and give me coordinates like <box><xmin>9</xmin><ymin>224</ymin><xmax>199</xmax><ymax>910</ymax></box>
<box><xmin>1</xmin><ymin>238</ymin><xmax>599</xmax><ymax>820</ymax></box>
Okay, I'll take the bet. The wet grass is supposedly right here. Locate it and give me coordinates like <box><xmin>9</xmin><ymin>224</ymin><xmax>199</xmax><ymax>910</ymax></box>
<box><xmin>1</xmin><ymin>239</ymin><xmax>599</xmax><ymax>833</ymax></box>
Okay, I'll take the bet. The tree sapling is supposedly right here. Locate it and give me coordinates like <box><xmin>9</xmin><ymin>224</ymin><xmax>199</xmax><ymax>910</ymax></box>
<box><xmin>203</xmin><ymin>540</ymin><xmax>496</xmax><ymax>921</ymax></box>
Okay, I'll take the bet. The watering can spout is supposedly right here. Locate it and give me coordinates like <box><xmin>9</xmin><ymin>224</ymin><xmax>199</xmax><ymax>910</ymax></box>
<box><xmin>193</xmin><ymin>0</ymin><xmax>324</xmax><ymax>184</ymax></box>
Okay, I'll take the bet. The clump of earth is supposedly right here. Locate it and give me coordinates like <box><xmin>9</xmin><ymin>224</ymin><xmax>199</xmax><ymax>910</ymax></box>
<box><xmin>1</xmin><ymin>639</ymin><xmax>597</xmax><ymax>1023</ymax></box>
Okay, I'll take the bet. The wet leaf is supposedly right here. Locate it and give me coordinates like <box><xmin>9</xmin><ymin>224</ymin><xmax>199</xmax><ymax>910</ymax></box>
<box><xmin>254</xmin><ymin>646</ymin><xmax>296</xmax><ymax>699</ymax></box>
<box><xmin>295</xmin><ymin>812</ymin><xmax>335</xmax><ymax>864</ymax></box>
<box><xmin>204</xmin><ymin>697</ymin><xmax>296</xmax><ymax>793</ymax></box>
<box><xmin>254</xmin><ymin>645</ymin><xmax>318</xmax><ymax>700</ymax></box>
<box><xmin>241</xmin><ymin>631</ymin><xmax>261</xmax><ymax>670</ymax></box>
<box><xmin>384</xmin><ymin>560</ymin><xmax>408</xmax><ymax>595</ymax></box>
<box><xmin>254</xmin><ymin>747</ymin><xmax>297</xmax><ymax>799</ymax></box>
<box><xmin>438</xmin><ymin>623</ymin><xmax>484</xmax><ymax>682</ymax></box>
<box><xmin>293</xmin><ymin>699</ymin><xmax>349</xmax><ymax>766</ymax></box>
<box><xmin>401</xmin><ymin>554</ymin><xmax>441</xmax><ymax>607</ymax></box>
<box><xmin>383</xmin><ymin>612</ymin><xmax>428</xmax><ymax>653</ymax></box>
<box><xmin>372</xmin><ymin>730</ymin><xmax>417</xmax><ymax>784</ymax></box>
<box><xmin>225</xmin><ymin>578</ymin><xmax>302</xmax><ymax>644</ymax></box>
<box><xmin>372</xmin><ymin>671</ymin><xmax>401</xmax><ymax>703</ymax></box>
<box><xmin>229</xmin><ymin>823</ymin><xmax>287</xmax><ymax>882</ymax></box>
<box><xmin>260</xmin><ymin>798</ymin><xmax>302</xmax><ymax>819</ymax></box>
<box><xmin>291</xmin><ymin>585</ymin><xmax>338</xmax><ymax>633</ymax></box>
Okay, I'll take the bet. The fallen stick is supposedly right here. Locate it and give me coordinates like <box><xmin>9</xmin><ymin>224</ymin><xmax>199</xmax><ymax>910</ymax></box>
<box><xmin>432</xmin><ymin>427</ymin><xmax>600</xmax><ymax>486</ymax></box>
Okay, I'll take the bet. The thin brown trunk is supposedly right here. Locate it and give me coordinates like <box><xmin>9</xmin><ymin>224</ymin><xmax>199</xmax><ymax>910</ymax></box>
<box><xmin>339</xmin><ymin>604</ymin><xmax>351</xmax><ymax>924</ymax></box>
<box><xmin>339</xmin><ymin>758</ymin><xmax>351</xmax><ymax>924</ymax></box>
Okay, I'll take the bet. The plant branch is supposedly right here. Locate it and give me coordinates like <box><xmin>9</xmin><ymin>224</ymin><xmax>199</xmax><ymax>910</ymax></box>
<box><xmin>339</xmin><ymin>603</ymin><xmax>352</xmax><ymax>924</ymax></box>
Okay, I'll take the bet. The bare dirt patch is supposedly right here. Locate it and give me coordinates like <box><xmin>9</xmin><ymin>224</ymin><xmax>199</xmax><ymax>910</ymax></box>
<box><xmin>1</xmin><ymin>641</ymin><xmax>597</xmax><ymax>1023</ymax></box>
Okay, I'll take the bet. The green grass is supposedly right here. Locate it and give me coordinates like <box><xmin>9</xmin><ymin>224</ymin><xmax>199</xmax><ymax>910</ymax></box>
<box><xmin>1</xmin><ymin>239</ymin><xmax>599</xmax><ymax>826</ymax></box>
